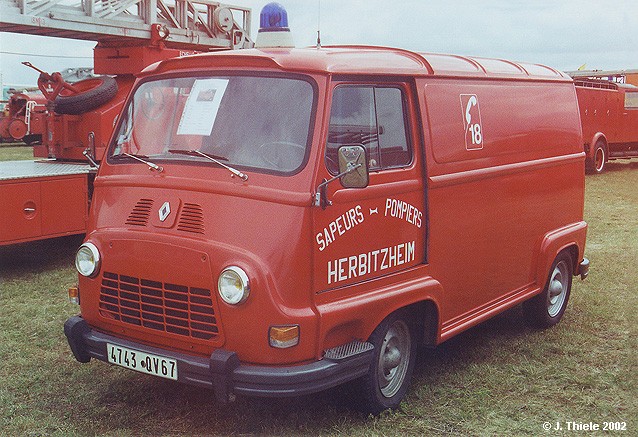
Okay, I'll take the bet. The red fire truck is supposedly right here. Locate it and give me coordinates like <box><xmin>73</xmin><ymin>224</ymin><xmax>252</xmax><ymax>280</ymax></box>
<box><xmin>63</xmin><ymin>4</ymin><xmax>589</xmax><ymax>414</ymax></box>
<box><xmin>0</xmin><ymin>0</ymin><xmax>252</xmax><ymax>246</ymax></box>
<box><xmin>569</xmin><ymin>70</ymin><xmax>638</xmax><ymax>173</ymax></box>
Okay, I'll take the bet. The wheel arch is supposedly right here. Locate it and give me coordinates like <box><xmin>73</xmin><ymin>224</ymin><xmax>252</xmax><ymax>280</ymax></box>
<box><xmin>400</xmin><ymin>299</ymin><xmax>440</xmax><ymax>347</ymax></box>
<box><xmin>588</xmin><ymin>132</ymin><xmax>608</xmax><ymax>157</ymax></box>
<box><xmin>536</xmin><ymin>222</ymin><xmax>587</xmax><ymax>289</ymax></box>
<box><xmin>317</xmin><ymin>275</ymin><xmax>443</xmax><ymax>353</ymax></box>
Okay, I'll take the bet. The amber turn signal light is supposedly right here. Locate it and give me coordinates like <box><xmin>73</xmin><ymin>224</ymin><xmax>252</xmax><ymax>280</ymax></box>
<box><xmin>68</xmin><ymin>286</ymin><xmax>80</xmax><ymax>305</ymax></box>
<box><xmin>269</xmin><ymin>325</ymin><xmax>299</xmax><ymax>348</ymax></box>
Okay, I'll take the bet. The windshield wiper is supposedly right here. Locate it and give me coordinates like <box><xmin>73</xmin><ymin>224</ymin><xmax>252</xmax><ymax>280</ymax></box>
<box><xmin>168</xmin><ymin>149</ymin><xmax>248</xmax><ymax>181</ymax></box>
<box><xmin>112</xmin><ymin>153</ymin><xmax>163</xmax><ymax>172</ymax></box>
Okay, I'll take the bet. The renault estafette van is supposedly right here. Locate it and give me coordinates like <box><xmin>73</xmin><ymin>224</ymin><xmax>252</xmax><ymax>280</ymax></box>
<box><xmin>65</xmin><ymin>45</ymin><xmax>589</xmax><ymax>414</ymax></box>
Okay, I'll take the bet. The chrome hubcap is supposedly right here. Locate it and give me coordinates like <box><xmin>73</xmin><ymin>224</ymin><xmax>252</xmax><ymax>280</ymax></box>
<box><xmin>547</xmin><ymin>260</ymin><xmax>568</xmax><ymax>317</ymax></box>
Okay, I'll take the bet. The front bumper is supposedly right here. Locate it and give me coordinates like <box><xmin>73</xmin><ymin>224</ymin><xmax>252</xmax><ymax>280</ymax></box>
<box><xmin>64</xmin><ymin>316</ymin><xmax>373</xmax><ymax>402</ymax></box>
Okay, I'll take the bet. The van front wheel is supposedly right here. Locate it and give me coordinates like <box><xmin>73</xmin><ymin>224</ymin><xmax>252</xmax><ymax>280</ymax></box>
<box><xmin>523</xmin><ymin>252</ymin><xmax>573</xmax><ymax>328</ymax></box>
<box><xmin>358</xmin><ymin>311</ymin><xmax>416</xmax><ymax>414</ymax></box>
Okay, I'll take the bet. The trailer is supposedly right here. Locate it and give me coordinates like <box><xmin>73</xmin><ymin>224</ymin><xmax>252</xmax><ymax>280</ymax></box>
<box><xmin>568</xmin><ymin>70</ymin><xmax>638</xmax><ymax>173</ymax></box>
<box><xmin>0</xmin><ymin>0</ymin><xmax>252</xmax><ymax>245</ymax></box>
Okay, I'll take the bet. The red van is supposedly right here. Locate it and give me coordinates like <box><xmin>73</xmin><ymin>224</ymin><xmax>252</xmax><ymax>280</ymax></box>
<box><xmin>64</xmin><ymin>45</ymin><xmax>589</xmax><ymax>413</ymax></box>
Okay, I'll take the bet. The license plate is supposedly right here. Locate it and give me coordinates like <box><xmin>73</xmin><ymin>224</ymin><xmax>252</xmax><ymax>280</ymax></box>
<box><xmin>107</xmin><ymin>343</ymin><xmax>177</xmax><ymax>381</ymax></box>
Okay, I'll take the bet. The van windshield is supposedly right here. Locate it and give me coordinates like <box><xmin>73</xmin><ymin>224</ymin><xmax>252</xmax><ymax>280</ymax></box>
<box><xmin>110</xmin><ymin>75</ymin><xmax>315</xmax><ymax>174</ymax></box>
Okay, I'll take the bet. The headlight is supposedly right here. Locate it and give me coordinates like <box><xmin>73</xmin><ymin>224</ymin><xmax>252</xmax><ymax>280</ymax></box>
<box><xmin>75</xmin><ymin>242</ymin><xmax>101</xmax><ymax>278</ymax></box>
<box><xmin>218</xmin><ymin>266</ymin><xmax>250</xmax><ymax>305</ymax></box>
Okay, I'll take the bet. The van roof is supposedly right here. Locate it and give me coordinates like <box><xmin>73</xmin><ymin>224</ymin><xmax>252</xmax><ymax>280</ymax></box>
<box><xmin>143</xmin><ymin>45</ymin><xmax>570</xmax><ymax>81</ymax></box>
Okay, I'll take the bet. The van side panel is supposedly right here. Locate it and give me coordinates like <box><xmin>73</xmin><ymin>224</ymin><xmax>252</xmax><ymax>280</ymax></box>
<box><xmin>421</xmin><ymin>79</ymin><xmax>584</xmax><ymax>330</ymax></box>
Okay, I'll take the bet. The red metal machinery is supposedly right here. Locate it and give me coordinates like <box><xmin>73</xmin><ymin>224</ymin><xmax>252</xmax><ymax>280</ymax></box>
<box><xmin>0</xmin><ymin>0</ymin><xmax>252</xmax><ymax>245</ymax></box>
<box><xmin>567</xmin><ymin>69</ymin><xmax>638</xmax><ymax>173</ymax></box>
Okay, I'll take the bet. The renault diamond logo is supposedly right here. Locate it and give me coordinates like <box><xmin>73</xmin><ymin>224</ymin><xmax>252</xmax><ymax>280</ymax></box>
<box><xmin>159</xmin><ymin>201</ymin><xmax>171</xmax><ymax>222</ymax></box>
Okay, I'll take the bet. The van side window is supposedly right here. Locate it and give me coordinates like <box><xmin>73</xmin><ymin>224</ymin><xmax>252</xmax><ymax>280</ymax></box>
<box><xmin>326</xmin><ymin>85</ymin><xmax>411</xmax><ymax>174</ymax></box>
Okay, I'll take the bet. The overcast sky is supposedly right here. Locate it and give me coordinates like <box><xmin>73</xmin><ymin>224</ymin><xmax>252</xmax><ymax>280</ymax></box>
<box><xmin>1</xmin><ymin>0</ymin><xmax>637</xmax><ymax>87</ymax></box>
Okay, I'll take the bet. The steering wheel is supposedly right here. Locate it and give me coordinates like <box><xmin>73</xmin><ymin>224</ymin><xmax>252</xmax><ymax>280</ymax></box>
<box><xmin>257</xmin><ymin>141</ymin><xmax>305</xmax><ymax>171</ymax></box>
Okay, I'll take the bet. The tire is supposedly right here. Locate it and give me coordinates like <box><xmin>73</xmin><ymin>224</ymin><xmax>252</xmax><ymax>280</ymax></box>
<box><xmin>523</xmin><ymin>251</ymin><xmax>573</xmax><ymax>328</ymax></box>
<box><xmin>357</xmin><ymin>310</ymin><xmax>417</xmax><ymax>415</ymax></box>
<box><xmin>585</xmin><ymin>141</ymin><xmax>606</xmax><ymax>174</ymax></box>
<box><xmin>54</xmin><ymin>76</ymin><xmax>118</xmax><ymax>115</ymax></box>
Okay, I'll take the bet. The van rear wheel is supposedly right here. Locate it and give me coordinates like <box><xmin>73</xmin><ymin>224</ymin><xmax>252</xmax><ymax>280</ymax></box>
<box><xmin>357</xmin><ymin>311</ymin><xmax>416</xmax><ymax>414</ymax></box>
<box><xmin>523</xmin><ymin>252</ymin><xmax>573</xmax><ymax>328</ymax></box>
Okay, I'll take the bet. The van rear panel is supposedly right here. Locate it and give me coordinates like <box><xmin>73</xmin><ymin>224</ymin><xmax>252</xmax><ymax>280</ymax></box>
<box><xmin>421</xmin><ymin>77</ymin><xmax>584</xmax><ymax>327</ymax></box>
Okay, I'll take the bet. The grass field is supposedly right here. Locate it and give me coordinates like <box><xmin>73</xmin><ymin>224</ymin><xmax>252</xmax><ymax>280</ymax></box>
<box><xmin>0</xmin><ymin>148</ymin><xmax>636</xmax><ymax>436</ymax></box>
<box><xmin>0</xmin><ymin>144</ymin><xmax>33</xmax><ymax>161</ymax></box>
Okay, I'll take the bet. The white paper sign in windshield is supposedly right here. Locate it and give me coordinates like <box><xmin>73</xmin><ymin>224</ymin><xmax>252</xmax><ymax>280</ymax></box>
<box><xmin>176</xmin><ymin>79</ymin><xmax>229</xmax><ymax>136</ymax></box>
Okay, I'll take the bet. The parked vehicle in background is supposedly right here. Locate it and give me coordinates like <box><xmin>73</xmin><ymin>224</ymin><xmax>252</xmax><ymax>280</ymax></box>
<box><xmin>0</xmin><ymin>0</ymin><xmax>252</xmax><ymax>246</ymax></box>
<box><xmin>568</xmin><ymin>70</ymin><xmax>638</xmax><ymax>173</ymax></box>
<box><xmin>64</xmin><ymin>4</ymin><xmax>589</xmax><ymax>414</ymax></box>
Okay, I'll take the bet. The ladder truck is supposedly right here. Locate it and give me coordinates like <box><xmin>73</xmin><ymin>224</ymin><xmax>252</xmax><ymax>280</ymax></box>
<box><xmin>0</xmin><ymin>0</ymin><xmax>253</xmax><ymax>246</ymax></box>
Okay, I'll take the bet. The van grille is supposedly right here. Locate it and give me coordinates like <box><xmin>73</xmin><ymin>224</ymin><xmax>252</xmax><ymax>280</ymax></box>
<box><xmin>125</xmin><ymin>199</ymin><xmax>154</xmax><ymax>226</ymax></box>
<box><xmin>177</xmin><ymin>203</ymin><xmax>205</xmax><ymax>234</ymax></box>
<box><xmin>99</xmin><ymin>272</ymin><xmax>218</xmax><ymax>340</ymax></box>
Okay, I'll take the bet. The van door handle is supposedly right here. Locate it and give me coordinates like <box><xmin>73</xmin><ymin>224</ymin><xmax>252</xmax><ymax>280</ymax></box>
<box><xmin>24</xmin><ymin>207</ymin><xmax>36</xmax><ymax>213</ymax></box>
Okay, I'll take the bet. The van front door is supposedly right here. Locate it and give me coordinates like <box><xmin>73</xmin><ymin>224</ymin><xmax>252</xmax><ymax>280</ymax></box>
<box><xmin>312</xmin><ymin>81</ymin><xmax>426</xmax><ymax>293</ymax></box>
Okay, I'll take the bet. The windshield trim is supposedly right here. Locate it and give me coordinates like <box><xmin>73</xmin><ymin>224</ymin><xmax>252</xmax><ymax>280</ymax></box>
<box><xmin>106</xmin><ymin>70</ymin><xmax>319</xmax><ymax>177</ymax></box>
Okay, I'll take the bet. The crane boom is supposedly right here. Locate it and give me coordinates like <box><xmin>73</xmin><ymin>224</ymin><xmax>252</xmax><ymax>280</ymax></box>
<box><xmin>0</xmin><ymin>0</ymin><xmax>252</xmax><ymax>50</ymax></box>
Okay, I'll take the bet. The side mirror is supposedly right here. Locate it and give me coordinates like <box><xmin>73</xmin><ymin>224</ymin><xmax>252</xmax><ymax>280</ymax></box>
<box><xmin>338</xmin><ymin>145</ymin><xmax>369</xmax><ymax>188</ymax></box>
<box><xmin>314</xmin><ymin>144</ymin><xmax>369</xmax><ymax>208</ymax></box>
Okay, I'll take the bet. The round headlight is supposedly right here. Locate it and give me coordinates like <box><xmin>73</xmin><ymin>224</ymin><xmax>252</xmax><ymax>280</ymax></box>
<box><xmin>75</xmin><ymin>242</ymin><xmax>101</xmax><ymax>278</ymax></box>
<box><xmin>218</xmin><ymin>266</ymin><xmax>250</xmax><ymax>305</ymax></box>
